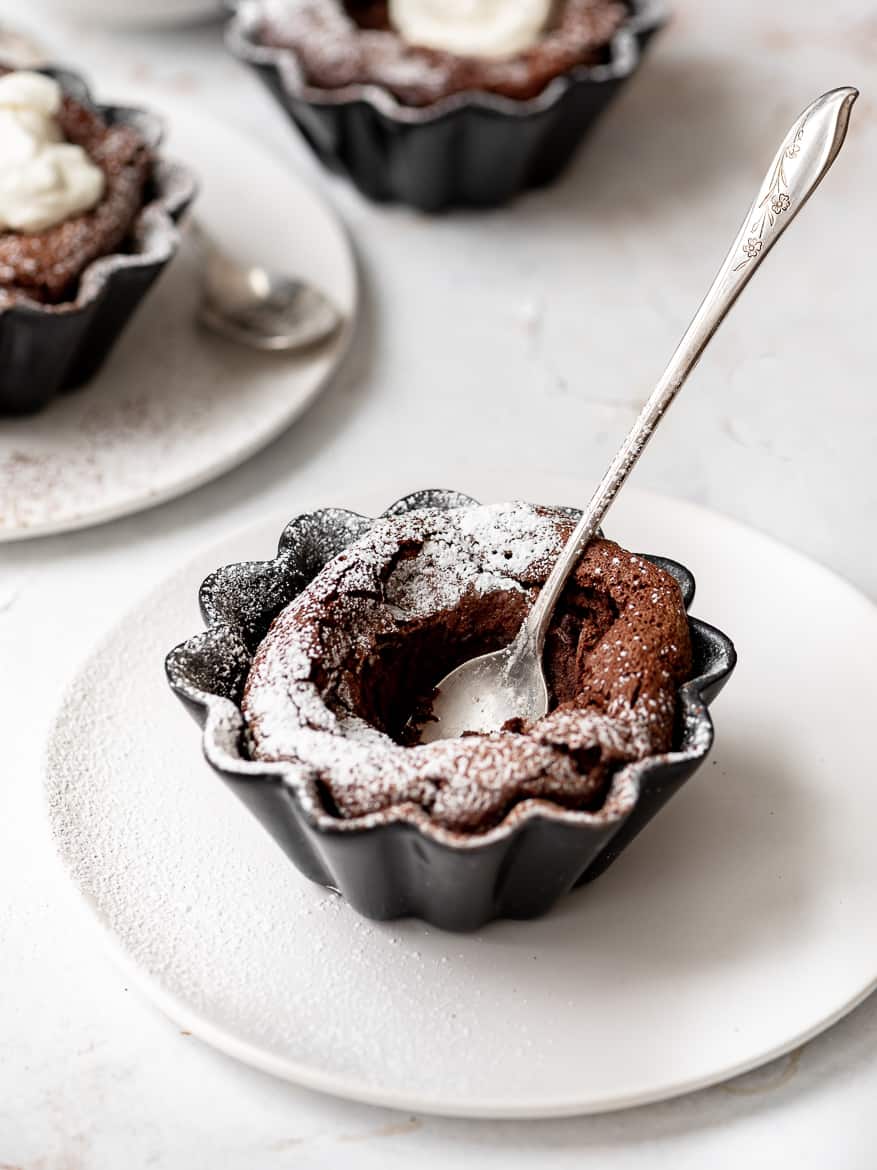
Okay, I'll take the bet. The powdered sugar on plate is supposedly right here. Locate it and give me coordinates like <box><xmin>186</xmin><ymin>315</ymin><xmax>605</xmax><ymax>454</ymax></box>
<box><xmin>0</xmin><ymin>101</ymin><xmax>356</xmax><ymax>540</ymax></box>
<box><xmin>45</xmin><ymin>485</ymin><xmax>877</xmax><ymax>1116</ymax></box>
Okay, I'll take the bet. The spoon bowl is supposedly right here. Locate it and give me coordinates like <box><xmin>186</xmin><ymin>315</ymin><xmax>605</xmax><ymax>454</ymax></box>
<box><xmin>420</xmin><ymin>640</ymin><xmax>548</xmax><ymax>743</ymax></box>
<box><xmin>191</xmin><ymin>221</ymin><xmax>344</xmax><ymax>351</ymax></box>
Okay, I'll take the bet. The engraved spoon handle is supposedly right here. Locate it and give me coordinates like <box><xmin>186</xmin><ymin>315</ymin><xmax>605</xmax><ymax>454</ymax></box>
<box><xmin>522</xmin><ymin>86</ymin><xmax>858</xmax><ymax>656</ymax></box>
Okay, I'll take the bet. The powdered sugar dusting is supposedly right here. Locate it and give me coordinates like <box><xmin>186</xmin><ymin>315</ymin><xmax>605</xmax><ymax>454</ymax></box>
<box><xmin>251</xmin><ymin>0</ymin><xmax>627</xmax><ymax>107</ymax></box>
<box><xmin>256</xmin><ymin>0</ymin><xmax>453</xmax><ymax>98</ymax></box>
<box><xmin>243</xmin><ymin>502</ymin><xmax>692</xmax><ymax>834</ymax></box>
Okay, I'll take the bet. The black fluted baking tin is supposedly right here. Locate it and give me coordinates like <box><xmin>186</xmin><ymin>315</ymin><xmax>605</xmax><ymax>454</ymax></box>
<box><xmin>227</xmin><ymin>0</ymin><xmax>665</xmax><ymax>211</ymax></box>
<box><xmin>0</xmin><ymin>66</ymin><xmax>197</xmax><ymax>415</ymax></box>
<box><xmin>166</xmin><ymin>490</ymin><xmax>736</xmax><ymax>931</ymax></box>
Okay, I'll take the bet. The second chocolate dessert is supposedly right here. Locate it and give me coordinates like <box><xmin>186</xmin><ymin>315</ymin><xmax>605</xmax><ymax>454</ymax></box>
<box><xmin>258</xmin><ymin>0</ymin><xmax>628</xmax><ymax>106</ymax></box>
<box><xmin>230</xmin><ymin>0</ymin><xmax>663</xmax><ymax>210</ymax></box>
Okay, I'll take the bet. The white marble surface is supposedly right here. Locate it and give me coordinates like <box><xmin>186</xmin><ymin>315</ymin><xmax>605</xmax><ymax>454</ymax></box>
<box><xmin>1</xmin><ymin>1</ymin><xmax>875</xmax><ymax>1165</ymax></box>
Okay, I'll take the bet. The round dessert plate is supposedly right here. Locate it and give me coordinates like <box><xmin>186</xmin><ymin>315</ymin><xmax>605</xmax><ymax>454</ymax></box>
<box><xmin>0</xmin><ymin>100</ymin><xmax>357</xmax><ymax>542</ymax></box>
<box><xmin>45</xmin><ymin>476</ymin><xmax>877</xmax><ymax>1119</ymax></box>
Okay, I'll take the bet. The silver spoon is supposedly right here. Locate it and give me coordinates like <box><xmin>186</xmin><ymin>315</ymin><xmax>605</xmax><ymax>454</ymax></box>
<box><xmin>421</xmin><ymin>86</ymin><xmax>858</xmax><ymax>744</ymax></box>
<box><xmin>190</xmin><ymin>221</ymin><xmax>344</xmax><ymax>351</ymax></box>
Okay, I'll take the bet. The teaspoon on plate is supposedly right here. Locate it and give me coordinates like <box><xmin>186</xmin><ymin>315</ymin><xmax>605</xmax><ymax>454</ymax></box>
<box><xmin>420</xmin><ymin>86</ymin><xmax>858</xmax><ymax>744</ymax></box>
<box><xmin>190</xmin><ymin>220</ymin><xmax>344</xmax><ymax>352</ymax></box>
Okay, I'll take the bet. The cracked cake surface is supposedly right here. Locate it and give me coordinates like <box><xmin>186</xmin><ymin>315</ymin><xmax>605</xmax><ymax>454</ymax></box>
<box><xmin>242</xmin><ymin>502</ymin><xmax>692</xmax><ymax>834</ymax></box>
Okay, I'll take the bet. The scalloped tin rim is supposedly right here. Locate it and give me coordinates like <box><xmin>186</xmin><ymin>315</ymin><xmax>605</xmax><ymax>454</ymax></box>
<box><xmin>166</xmin><ymin>490</ymin><xmax>736</xmax><ymax>852</ymax></box>
<box><xmin>226</xmin><ymin>0</ymin><xmax>667</xmax><ymax>125</ymax></box>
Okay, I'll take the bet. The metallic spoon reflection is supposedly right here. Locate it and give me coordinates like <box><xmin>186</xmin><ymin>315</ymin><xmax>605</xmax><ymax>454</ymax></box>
<box><xmin>191</xmin><ymin>221</ymin><xmax>343</xmax><ymax>352</ymax></box>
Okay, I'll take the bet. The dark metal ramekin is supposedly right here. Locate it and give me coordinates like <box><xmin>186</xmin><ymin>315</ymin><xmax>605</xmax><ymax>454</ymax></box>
<box><xmin>227</xmin><ymin>0</ymin><xmax>665</xmax><ymax>211</ymax></box>
<box><xmin>0</xmin><ymin>65</ymin><xmax>197</xmax><ymax>415</ymax></box>
<box><xmin>166</xmin><ymin>490</ymin><xmax>736</xmax><ymax>931</ymax></box>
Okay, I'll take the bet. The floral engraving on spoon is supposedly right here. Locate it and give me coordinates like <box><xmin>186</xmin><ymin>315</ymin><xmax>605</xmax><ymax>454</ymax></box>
<box><xmin>735</xmin><ymin>114</ymin><xmax>809</xmax><ymax>270</ymax></box>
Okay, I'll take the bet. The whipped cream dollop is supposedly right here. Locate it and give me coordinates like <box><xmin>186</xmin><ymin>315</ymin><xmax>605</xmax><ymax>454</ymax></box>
<box><xmin>388</xmin><ymin>0</ymin><xmax>552</xmax><ymax>59</ymax></box>
<box><xmin>0</xmin><ymin>71</ymin><xmax>105</xmax><ymax>233</ymax></box>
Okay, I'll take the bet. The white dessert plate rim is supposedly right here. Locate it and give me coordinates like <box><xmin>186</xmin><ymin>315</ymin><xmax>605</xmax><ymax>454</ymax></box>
<box><xmin>44</xmin><ymin>476</ymin><xmax>877</xmax><ymax>1118</ymax></box>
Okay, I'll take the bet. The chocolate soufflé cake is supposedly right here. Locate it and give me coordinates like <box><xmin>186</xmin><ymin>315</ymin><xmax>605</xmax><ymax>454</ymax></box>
<box><xmin>242</xmin><ymin>502</ymin><xmax>692</xmax><ymax>835</ymax></box>
<box><xmin>0</xmin><ymin>71</ymin><xmax>151</xmax><ymax>305</ymax></box>
<box><xmin>257</xmin><ymin>0</ymin><xmax>628</xmax><ymax>106</ymax></box>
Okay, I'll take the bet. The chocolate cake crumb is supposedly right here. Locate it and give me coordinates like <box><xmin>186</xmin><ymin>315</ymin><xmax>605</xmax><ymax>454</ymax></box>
<box><xmin>243</xmin><ymin>502</ymin><xmax>692</xmax><ymax>834</ymax></box>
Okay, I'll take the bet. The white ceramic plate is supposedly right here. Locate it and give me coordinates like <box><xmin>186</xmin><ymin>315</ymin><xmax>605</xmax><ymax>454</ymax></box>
<box><xmin>45</xmin><ymin>473</ymin><xmax>877</xmax><ymax>1119</ymax></box>
<box><xmin>31</xmin><ymin>0</ymin><xmax>224</xmax><ymax>30</ymax></box>
<box><xmin>0</xmin><ymin>102</ymin><xmax>357</xmax><ymax>542</ymax></box>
